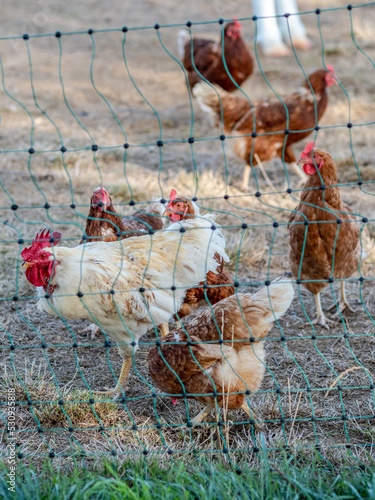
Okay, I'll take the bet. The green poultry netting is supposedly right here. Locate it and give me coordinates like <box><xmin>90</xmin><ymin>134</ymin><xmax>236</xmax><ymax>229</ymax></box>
<box><xmin>1</xmin><ymin>3</ymin><xmax>375</xmax><ymax>475</ymax></box>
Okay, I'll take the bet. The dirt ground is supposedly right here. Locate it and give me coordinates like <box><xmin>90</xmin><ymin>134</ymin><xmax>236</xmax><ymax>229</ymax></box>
<box><xmin>1</xmin><ymin>0</ymin><xmax>375</xmax><ymax>470</ymax></box>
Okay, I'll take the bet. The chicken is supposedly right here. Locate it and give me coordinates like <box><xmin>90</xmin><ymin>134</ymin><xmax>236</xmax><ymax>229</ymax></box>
<box><xmin>148</xmin><ymin>278</ymin><xmax>294</xmax><ymax>424</ymax></box>
<box><xmin>178</xmin><ymin>20</ymin><xmax>253</xmax><ymax>92</ymax></box>
<box><xmin>164</xmin><ymin>189</ymin><xmax>235</xmax><ymax>323</ymax></box>
<box><xmin>80</xmin><ymin>186</ymin><xmax>165</xmax><ymax>339</ymax></box>
<box><xmin>288</xmin><ymin>142</ymin><xmax>360</xmax><ymax>329</ymax></box>
<box><xmin>20</xmin><ymin>215</ymin><xmax>229</xmax><ymax>397</ymax></box>
<box><xmin>81</xmin><ymin>186</ymin><xmax>165</xmax><ymax>244</ymax></box>
<box><xmin>193</xmin><ymin>66</ymin><xmax>337</xmax><ymax>188</ymax></box>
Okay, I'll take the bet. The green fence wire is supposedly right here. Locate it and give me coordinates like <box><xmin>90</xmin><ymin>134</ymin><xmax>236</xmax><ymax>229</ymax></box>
<box><xmin>1</xmin><ymin>3</ymin><xmax>375</xmax><ymax>475</ymax></box>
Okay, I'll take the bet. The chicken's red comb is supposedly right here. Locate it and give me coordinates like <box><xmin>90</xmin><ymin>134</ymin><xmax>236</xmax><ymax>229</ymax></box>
<box><xmin>302</xmin><ymin>142</ymin><xmax>315</xmax><ymax>156</ymax></box>
<box><xmin>167</xmin><ymin>189</ymin><xmax>178</xmax><ymax>208</ymax></box>
<box><xmin>233</xmin><ymin>17</ymin><xmax>242</xmax><ymax>29</ymax></box>
<box><xmin>326</xmin><ymin>64</ymin><xmax>335</xmax><ymax>74</ymax></box>
<box><xmin>93</xmin><ymin>186</ymin><xmax>109</xmax><ymax>196</ymax></box>
<box><xmin>21</xmin><ymin>229</ymin><xmax>62</xmax><ymax>261</ymax></box>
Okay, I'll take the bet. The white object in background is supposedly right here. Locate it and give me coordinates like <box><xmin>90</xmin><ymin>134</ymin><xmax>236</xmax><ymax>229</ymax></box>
<box><xmin>252</xmin><ymin>0</ymin><xmax>311</xmax><ymax>56</ymax></box>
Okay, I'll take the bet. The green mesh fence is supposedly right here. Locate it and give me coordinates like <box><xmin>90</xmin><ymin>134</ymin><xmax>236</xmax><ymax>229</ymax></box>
<box><xmin>1</xmin><ymin>3</ymin><xmax>375</xmax><ymax>475</ymax></box>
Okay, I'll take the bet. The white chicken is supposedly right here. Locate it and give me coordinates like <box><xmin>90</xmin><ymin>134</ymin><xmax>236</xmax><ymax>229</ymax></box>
<box><xmin>21</xmin><ymin>216</ymin><xmax>229</xmax><ymax>397</ymax></box>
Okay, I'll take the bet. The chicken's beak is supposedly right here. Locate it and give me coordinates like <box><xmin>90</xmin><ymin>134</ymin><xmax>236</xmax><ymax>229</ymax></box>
<box><xmin>21</xmin><ymin>261</ymin><xmax>32</xmax><ymax>269</ymax></box>
<box><xmin>164</xmin><ymin>209</ymin><xmax>173</xmax><ymax>218</ymax></box>
<box><xmin>296</xmin><ymin>157</ymin><xmax>307</xmax><ymax>166</ymax></box>
<box><xmin>164</xmin><ymin>209</ymin><xmax>181</xmax><ymax>222</ymax></box>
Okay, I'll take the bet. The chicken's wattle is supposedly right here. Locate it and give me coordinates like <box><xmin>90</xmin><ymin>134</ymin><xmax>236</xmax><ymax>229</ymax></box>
<box><xmin>303</xmin><ymin>160</ymin><xmax>323</xmax><ymax>176</ymax></box>
<box><xmin>26</xmin><ymin>265</ymin><xmax>46</xmax><ymax>288</ymax></box>
<box><xmin>169</xmin><ymin>212</ymin><xmax>181</xmax><ymax>222</ymax></box>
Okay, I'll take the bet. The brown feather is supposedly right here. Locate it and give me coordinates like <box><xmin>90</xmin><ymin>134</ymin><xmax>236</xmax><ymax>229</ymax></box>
<box><xmin>181</xmin><ymin>22</ymin><xmax>253</xmax><ymax>92</ymax></box>
<box><xmin>148</xmin><ymin>290</ymin><xmax>281</xmax><ymax>409</ymax></box>
<box><xmin>196</xmin><ymin>68</ymin><xmax>333</xmax><ymax>167</ymax></box>
<box><xmin>288</xmin><ymin>149</ymin><xmax>360</xmax><ymax>295</ymax></box>
<box><xmin>81</xmin><ymin>197</ymin><xmax>164</xmax><ymax>244</ymax></box>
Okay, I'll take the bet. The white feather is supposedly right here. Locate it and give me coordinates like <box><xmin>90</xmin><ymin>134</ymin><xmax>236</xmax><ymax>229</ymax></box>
<box><xmin>165</xmin><ymin>212</ymin><xmax>229</xmax><ymax>264</ymax></box>
<box><xmin>191</xmin><ymin>201</ymin><xmax>200</xmax><ymax>216</ymax></box>
<box><xmin>249</xmin><ymin>278</ymin><xmax>295</xmax><ymax>323</ymax></box>
<box><xmin>177</xmin><ymin>29</ymin><xmax>190</xmax><ymax>60</ymax></box>
<box><xmin>35</xmin><ymin>215</ymin><xmax>229</xmax><ymax>358</ymax></box>
<box><xmin>143</xmin><ymin>201</ymin><xmax>166</xmax><ymax>218</ymax></box>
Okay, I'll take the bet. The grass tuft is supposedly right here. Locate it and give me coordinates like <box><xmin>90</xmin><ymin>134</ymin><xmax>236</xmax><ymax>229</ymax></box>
<box><xmin>0</xmin><ymin>457</ymin><xmax>374</xmax><ymax>500</ymax></box>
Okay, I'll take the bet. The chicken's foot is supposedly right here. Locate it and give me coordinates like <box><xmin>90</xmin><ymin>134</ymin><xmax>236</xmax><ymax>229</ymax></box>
<box><xmin>160</xmin><ymin>323</ymin><xmax>169</xmax><ymax>338</ymax></box>
<box><xmin>78</xmin><ymin>323</ymin><xmax>100</xmax><ymax>340</ymax></box>
<box><xmin>189</xmin><ymin>402</ymin><xmax>215</xmax><ymax>425</ymax></box>
<box><xmin>327</xmin><ymin>282</ymin><xmax>356</xmax><ymax>316</ymax></box>
<box><xmin>309</xmin><ymin>293</ymin><xmax>337</xmax><ymax>330</ymax></box>
<box><xmin>94</xmin><ymin>357</ymin><xmax>132</xmax><ymax>399</ymax></box>
<box><xmin>311</xmin><ymin>315</ymin><xmax>337</xmax><ymax>329</ymax></box>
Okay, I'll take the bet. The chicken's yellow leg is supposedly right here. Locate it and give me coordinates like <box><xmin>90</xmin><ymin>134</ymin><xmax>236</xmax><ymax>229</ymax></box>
<box><xmin>94</xmin><ymin>357</ymin><xmax>132</xmax><ymax>398</ymax></box>
<box><xmin>242</xmin><ymin>165</ymin><xmax>252</xmax><ymax>189</ymax></box>
<box><xmin>160</xmin><ymin>323</ymin><xmax>169</xmax><ymax>338</ymax></box>
<box><xmin>117</xmin><ymin>357</ymin><xmax>132</xmax><ymax>389</ymax></box>
<box><xmin>338</xmin><ymin>281</ymin><xmax>355</xmax><ymax>313</ymax></box>
<box><xmin>242</xmin><ymin>401</ymin><xmax>257</xmax><ymax>419</ymax></box>
<box><xmin>190</xmin><ymin>402</ymin><xmax>215</xmax><ymax>425</ymax></box>
<box><xmin>327</xmin><ymin>281</ymin><xmax>356</xmax><ymax>315</ymax></box>
<box><xmin>311</xmin><ymin>292</ymin><xmax>337</xmax><ymax>330</ymax></box>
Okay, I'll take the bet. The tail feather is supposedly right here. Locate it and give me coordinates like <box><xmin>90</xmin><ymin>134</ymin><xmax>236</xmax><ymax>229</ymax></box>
<box><xmin>143</xmin><ymin>201</ymin><xmax>166</xmax><ymax>218</ymax></box>
<box><xmin>178</xmin><ymin>30</ymin><xmax>190</xmax><ymax>60</ymax></box>
<box><xmin>192</xmin><ymin>83</ymin><xmax>228</xmax><ymax>124</ymax></box>
<box><xmin>247</xmin><ymin>278</ymin><xmax>294</xmax><ymax>324</ymax></box>
<box><xmin>193</xmin><ymin>82</ymin><xmax>251</xmax><ymax>132</ymax></box>
<box><xmin>193</xmin><ymin>82</ymin><xmax>228</xmax><ymax>102</ymax></box>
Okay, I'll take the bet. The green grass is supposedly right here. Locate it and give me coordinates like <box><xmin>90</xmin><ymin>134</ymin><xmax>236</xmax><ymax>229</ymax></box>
<box><xmin>1</xmin><ymin>457</ymin><xmax>375</xmax><ymax>500</ymax></box>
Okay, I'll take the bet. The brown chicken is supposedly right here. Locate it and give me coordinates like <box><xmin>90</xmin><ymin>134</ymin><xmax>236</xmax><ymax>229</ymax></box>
<box><xmin>288</xmin><ymin>142</ymin><xmax>361</xmax><ymax>329</ymax></box>
<box><xmin>148</xmin><ymin>278</ymin><xmax>294</xmax><ymax>424</ymax></box>
<box><xmin>193</xmin><ymin>66</ymin><xmax>337</xmax><ymax>188</ymax></box>
<box><xmin>81</xmin><ymin>186</ymin><xmax>165</xmax><ymax>244</ymax></box>
<box><xmin>178</xmin><ymin>20</ymin><xmax>253</xmax><ymax>92</ymax></box>
<box><xmin>164</xmin><ymin>189</ymin><xmax>235</xmax><ymax>324</ymax></box>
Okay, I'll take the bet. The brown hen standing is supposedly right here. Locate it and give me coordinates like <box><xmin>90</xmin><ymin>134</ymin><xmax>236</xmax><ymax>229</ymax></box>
<box><xmin>288</xmin><ymin>142</ymin><xmax>361</xmax><ymax>329</ymax></box>
<box><xmin>163</xmin><ymin>189</ymin><xmax>235</xmax><ymax>329</ymax></box>
<box><xmin>148</xmin><ymin>278</ymin><xmax>294</xmax><ymax>424</ymax></box>
<box><xmin>178</xmin><ymin>20</ymin><xmax>253</xmax><ymax>92</ymax></box>
<box><xmin>193</xmin><ymin>67</ymin><xmax>337</xmax><ymax>188</ymax></box>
